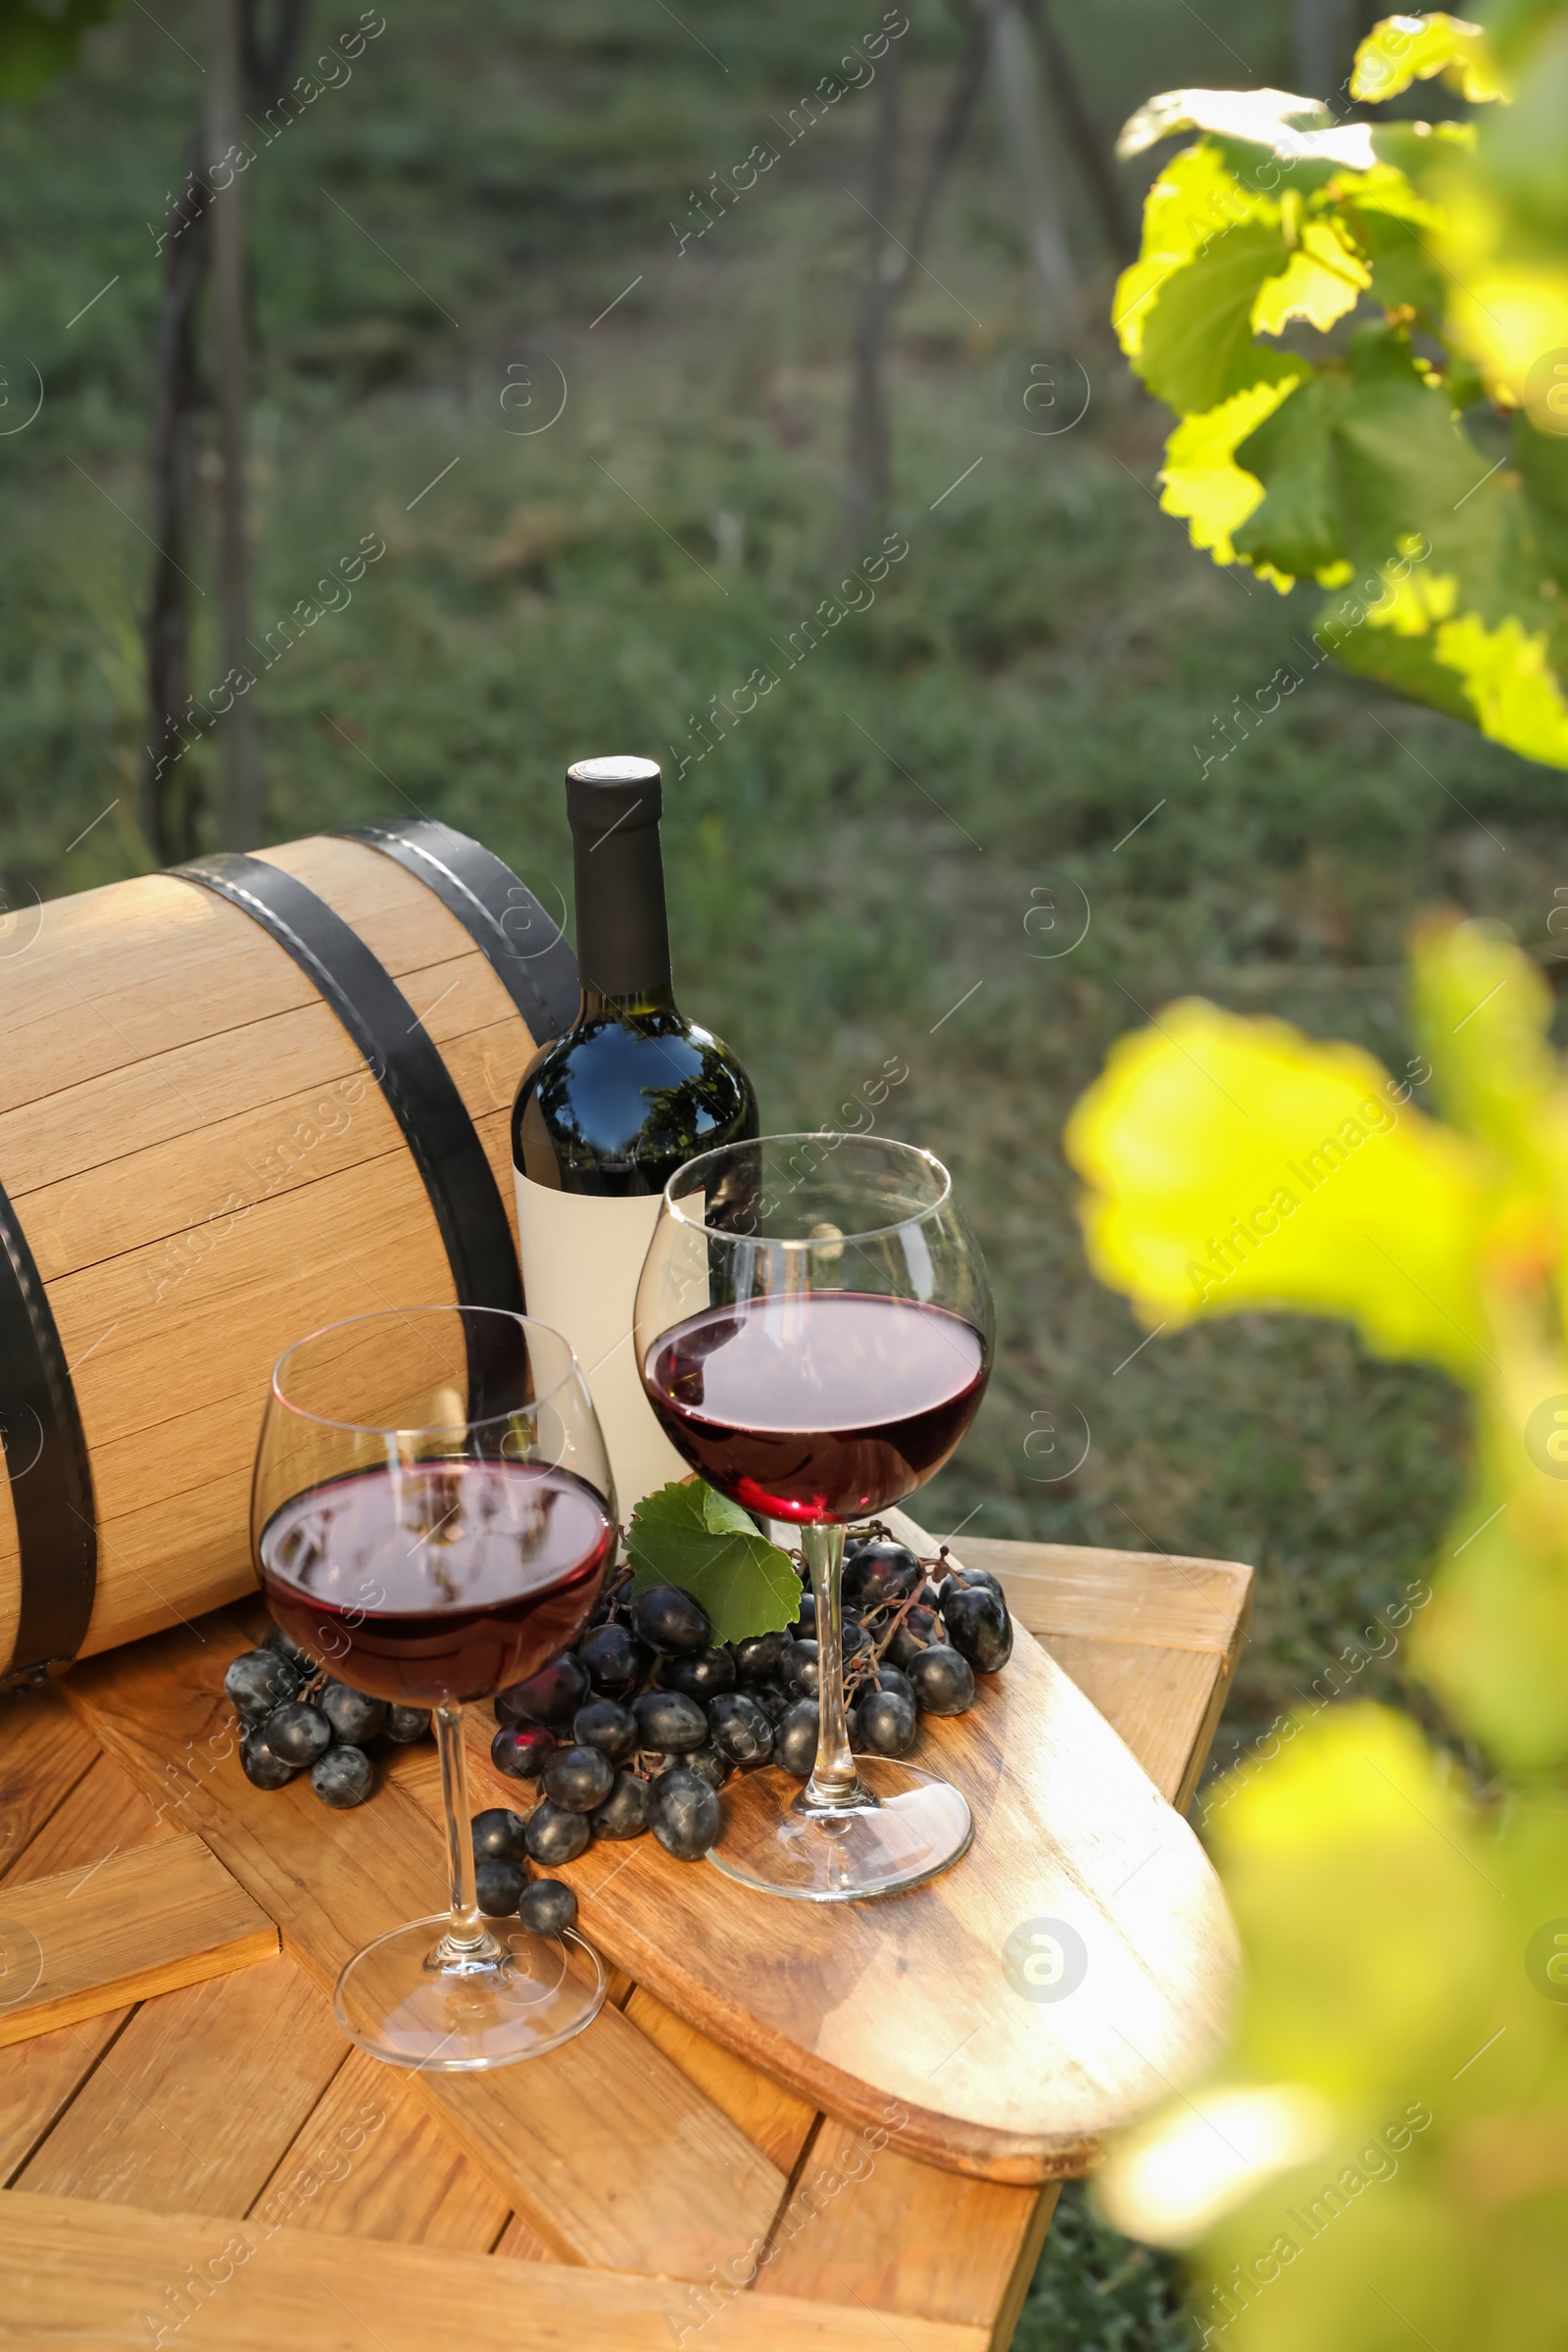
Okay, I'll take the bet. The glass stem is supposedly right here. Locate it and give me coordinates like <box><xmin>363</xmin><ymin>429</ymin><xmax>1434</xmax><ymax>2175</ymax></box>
<box><xmin>802</xmin><ymin>1522</ymin><xmax>867</xmax><ymax>1810</ymax></box>
<box><xmin>435</xmin><ymin>1702</ymin><xmax>485</xmax><ymax>1948</ymax></box>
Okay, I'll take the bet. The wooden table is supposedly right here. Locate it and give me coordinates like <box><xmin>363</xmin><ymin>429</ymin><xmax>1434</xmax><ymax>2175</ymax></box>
<box><xmin>0</xmin><ymin>1534</ymin><xmax>1250</xmax><ymax>2350</ymax></box>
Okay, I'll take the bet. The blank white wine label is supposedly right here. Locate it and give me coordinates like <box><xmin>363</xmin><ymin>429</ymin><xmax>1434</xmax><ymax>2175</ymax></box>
<box><xmin>514</xmin><ymin>1175</ymin><xmax>691</xmax><ymax>1522</ymax></box>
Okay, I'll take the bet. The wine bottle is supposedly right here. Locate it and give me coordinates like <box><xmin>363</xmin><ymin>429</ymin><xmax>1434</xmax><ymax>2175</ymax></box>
<box><xmin>512</xmin><ymin>756</ymin><xmax>759</xmax><ymax>1517</ymax></box>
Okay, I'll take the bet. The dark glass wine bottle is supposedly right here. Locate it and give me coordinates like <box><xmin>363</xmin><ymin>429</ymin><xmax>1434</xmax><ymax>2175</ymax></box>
<box><xmin>512</xmin><ymin>756</ymin><xmax>759</xmax><ymax>1516</ymax></box>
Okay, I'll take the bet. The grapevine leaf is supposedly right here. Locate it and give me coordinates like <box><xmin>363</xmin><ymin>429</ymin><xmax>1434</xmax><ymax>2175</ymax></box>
<box><xmin>1116</xmin><ymin>85</ymin><xmax>1373</xmax><ymax>170</ymax></box>
<box><xmin>1158</xmin><ymin>374</ymin><xmax>1306</xmax><ymax>573</ymax></box>
<box><xmin>625</xmin><ymin>1478</ymin><xmax>800</xmax><ymax>1642</ymax></box>
<box><xmin>1326</xmin><ymin>594</ymin><xmax>1478</xmax><ymax>724</ymax></box>
<box><xmin>1137</xmin><ymin>219</ymin><xmax>1301</xmax><ymax>414</ymax></box>
<box><xmin>1233</xmin><ymin>373</ymin><xmax>1348</xmax><ymax>580</ymax></box>
<box><xmin>1250</xmin><ymin>217</ymin><xmax>1370</xmax><ymax>337</ymax></box>
<box><xmin>1435</xmin><ymin>611</ymin><xmax>1568</xmax><ymax>764</ymax></box>
<box><xmin>1332</xmin><ymin>326</ymin><xmax>1483</xmax><ymax>570</ymax></box>
<box><xmin>1406</xmin><ymin>913</ymin><xmax>1558</xmax><ymax>1161</ymax></box>
<box><xmin>1112</xmin><ymin>142</ymin><xmax>1269</xmax><ymax>365</ymax></box>
<box><xmin>1350</xmin><ymin>14</ymin><xmax>1508</xmax><ymax>106</ymax></box>
<box><xmin>1062</xmin><ymin>998</ymin><xmax>1489</xmax><ymax>1379</ymax></box>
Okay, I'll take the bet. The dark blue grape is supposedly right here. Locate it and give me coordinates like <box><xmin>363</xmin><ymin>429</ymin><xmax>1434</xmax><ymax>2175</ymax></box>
<box><xmin>877</xmin><ymin>1665</ymin><xmax>917</xmax><ymax>1706</ymax></box>
<box><xmin>260</xmin><ymin>1700</ymin><xmax>332</xmax><ymax>1766</ymax></box>
<box><xmin>939</xmin><ymin>1565</ymin><xmax>1004</xmax><ymax>1602</ymax></box>
<box><xmin>783</xmin><ymin>1640</ymin><xmax>820</xmax><ymax>1699</ymax></box>
<box><xmin>577</xmin><ymin>1620</ymin><xmax>652</xmax><ymax>1698</ymax></box>
<box><xmin>543</xmin><ymin>1744</ymin><xmax>614</xmax><ymax>1813</ymax></box>
<box><xmin>383</xmin><ymin>1705</ymin><xmax>430</xmax><ymax>1744</ymax></box>
<box><xmin>471</xmin><ymin>1807</ymin><xmax>529</xmax><ymax>1860</ymax></box>
<box><xmin>311</xmin><ymin>1745</ymin><xmax>373</xmax><ymax>1807</ymax></box>
<box><xmin>795</xmin><ymin>1591</ymin><xmax>817</xmax><ymax>1637</ymax></box>
<box><xmin>224</xmin><ymin>1648</ymin><xmax>301</xmax><ymax>1724</ymax></box>
<box><xmin>239</xmin><ymin>1728</ymin><xmax>298</xmax><ymax>1789</ymax></box>
<box><xmin>518</xmin><ymin>1879</ymin><xmax>577</xmax><ymax>1935</ymax></box>
<box><xmin>630</xmin><ymin>1584</ymin><xmax>713</xmax><ymax>1656</ymax></box>
<box><xmin>843</xmin><ymin>1539</ymin><xmax>924</xmax><ymax>1609</ymax></box>
<box><xmin>907</xmin><ymin>1642</ymin><xmax>976</xmax><ymax>1716</ymax></box>
<box><xmin>591</xmin><ymin>1771</ymin><xmax>651</xmax><ymax>1840</ymax></box>
<box><xmin>649</xmin><ymin>1766</ymin><xmax>721</xmax><ymax>1861</ymax></box>
<box><xmin>262</xmin><ymin>1625</ymin><xmax>315</xmax><ymax>1672</ymax></box>
<box><xmin>887</xmin><ymin>1605</ymin><xmax>940</xmax><ymax>1670</ymax></box>
<box><xmin>706</xmin><ymin>1691</ymin><xmax>774</xmax><ymax>1765</ymax></box>
<box><xmin>475</xmin><ymin>1856</ymin><xmax>525</xmax><ymax>1916</ymax></box>
<box><xmin>673</xmin><ymin>1741</ymin><xmax>730</xmax><ymax>1791</ymax></box>
<box><xmin>631</xmin><ymin>1689</ymin><xmax>708</xmax><ymax>1752</ymax></box>
<box><xmin>571</xmin><ymin>1699</ymin><xmax>638</xmax><ymax>1761</ymax></box>
<box><xmin>775</xmin><ymin>1699</ymin><xmax>819</xmax><ymax>1778</ymax></box>
<box><xmin>491</xmin><ymin>1720</ymin><xmax>558</xmax><ymax>1780</ymax></box>
<box><xmin>497</xmin><ymin>1652</ymin><xmax>590</xmax><ymax>1728</ymax></box>
<box><xmin>319</xmin><ymin>1684</ymin><xmax>388</xmax><ymax>1744</ymax></box>
<box><xmin>662</xmin><ymin>1645</ymin><xmax>737</xmax><ymax>1700</ymax></box>
<box><xmin>856</xmin><ymin>1690</ymin><xmax>918</xmax><ymax>1757</ymax></box>
<box><xmin>733</xmin><ymin>1630</ymin><xmax>791</xmax><ymax>1684</ymax></box>
<box><xmin>525</xmin><ymin>1800</ymin><xmax>592</xmax><ymax>1865</ymax></box>
<box><xmin>750</xmin><ymin>1684</ymin><xmax>789</xmax><ymax>1724</ymax></box>
<box><xmin>941</xmin><ymin>1584</ymin><xmax>1013</xmax><ymax>1673</ymax></box>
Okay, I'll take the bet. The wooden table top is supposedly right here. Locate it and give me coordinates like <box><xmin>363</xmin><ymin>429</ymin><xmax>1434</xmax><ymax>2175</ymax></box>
<box><xmin>0</xmin><ymin>1530</ymin><xmax>1250</xmax><ymax>2351</ymax></box>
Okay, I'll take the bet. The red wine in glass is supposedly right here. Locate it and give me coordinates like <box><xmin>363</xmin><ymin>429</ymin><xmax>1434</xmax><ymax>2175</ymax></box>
<box><xmin>259</xmin><ymin>1457</ymin><xmax>613</xmax><ymax>1707</ymax></box>
<box><xmin>643</xmin><ymin>1291</ymin><xmax>989</xmax><ymax>1524</ymax></box>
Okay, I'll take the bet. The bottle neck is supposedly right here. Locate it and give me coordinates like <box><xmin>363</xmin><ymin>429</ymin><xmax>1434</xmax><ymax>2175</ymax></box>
<box><xmin>572</xmin><ymin>816</ymin><xmax>672</xmax><ymax>1004</ymax></box>
<box><xmin>577</xmin><ymin>979</ymin><xmax>678</xmax><ymax>1022</ymax></box>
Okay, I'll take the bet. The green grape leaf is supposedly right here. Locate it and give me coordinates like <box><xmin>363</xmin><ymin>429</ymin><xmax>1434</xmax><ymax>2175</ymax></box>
<box><xmin>1435</xmin><ymin>611</ymin><xmax>1568</xmax><ymax>764</ymax></box>
<box><xmin>1332</xmin><ymin>327</ymin><xmax>1486</xmax><ymax>571</ymax></box>
<box><xmin>1112</xmin><ymin>142</ymin><xmax>1268</xmax><ymax>364</ymax></box>
<box><xmin>625</xmin><ymin>1478</ymin><xmax>801</xmax><ymax>1642</ymax></box>
<box><xmin>1116</xmin><ymin>85</ymin><xmax>1370</xmax><ymax>168</ymax></box>
<box><xmin>1158</xmin><ymin>373</ymin><xmax>1306</xmax><ymax>574</ymax></box>
<box><xmin>1250</xmin><ymin>217</ymin><xmax>1370</xmax><ymax>337</ymax></box>
<box><xmin>1350</xmin><ymin>13</ymin><xmax>1507</xmax><ymax>106</ymax></box>
<box><xmin>1234</xmin><ymin>372</ymin><xmax>1349</xmax><ymax>579</ymax></box>
<box><xmin>1326</xmin><ymin>597</ymin><xmax>1479</xmax><ymax>723</ymax></box>
<box><xmin>1138</xmin><ymin>218</ymin><xmax>1301</xmax><ymax>414</ymax></box>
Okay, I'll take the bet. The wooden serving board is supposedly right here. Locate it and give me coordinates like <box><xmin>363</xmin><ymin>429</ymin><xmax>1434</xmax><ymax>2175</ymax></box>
<box><xmin>457</xmin><ymin>1510</ymin><xmax>1244</xmax><ymax>2184</ymax></box>
<box><xmin>5</xmin><ymin>1529</ymin><xmax>1250</xmax><ymax>2349</ymax></box>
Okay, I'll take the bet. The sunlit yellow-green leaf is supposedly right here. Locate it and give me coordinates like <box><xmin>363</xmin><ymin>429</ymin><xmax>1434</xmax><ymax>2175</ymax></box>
<box><xmin>1156</xmin><ymin>377</ymin><xmax>1302</xmax><ymax>574</ymax></box>
<box><xmin>1111</xmin><ymin>142</ymin><xmax>1271</xmax><ymax>366</ymax></box>
<box><xmin>1418</xmin><ymin>1477</ymin><xmax>1568</xmax><ymax>1772</ymax></box>
<box><xmin>1407</xmin><ymin>913</ymin><xmax>1559</xmax><ymax>1156</ymax></box>
<box><xmin>1250</xmin><ymin>216</ymin><xmax>1372</xmax><ymax>336</ymax></box>
<box><xmin>1116</xmin><ymin>84</ymin><xmax>1375</xmax><ymax>170</ymax></box>
<box><xmin>1064</xmin><ymin>999</ymin><xmax>1489</xmax><ymax>1377</ymax></box>
<box><xmin>1435</xmin><ymin>610</ymin><xmax>1568</xmax><ymax>764</ymax></box>
<box><xmin>1351</xmin><ymin>13</ymin><xmax>1509</xmax><ymax>105</ymax></box>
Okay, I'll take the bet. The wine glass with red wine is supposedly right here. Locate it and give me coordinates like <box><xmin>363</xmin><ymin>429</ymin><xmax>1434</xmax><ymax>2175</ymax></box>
<box><xmin>252</xmin><ymin>1305</ymin><xmax>615</xmax><ymax>2067</ymax></box>
<box><xmin>634</xmin><ymin>1134</ymin><xmax>993</xmax><ymax>1900</ymax></box>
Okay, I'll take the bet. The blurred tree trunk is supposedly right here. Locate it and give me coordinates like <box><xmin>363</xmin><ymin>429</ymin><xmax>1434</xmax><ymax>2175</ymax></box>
<box><xmin>143</xmin><ymin>0</ymin><xmax>309</xmax><ymax>864</ymax></box>
<box><xmin>211</xmin><ymin>0</ymin><xmax>260</xmax><ymax>850</ymax></box>
<box><xmin>845</xmin><ymin>33</ymin><xmax>905</xmax><ymax>553</ymax></box>
<box><xmin>842</xmin><ymin>15</ymin><xmax>986</xmax><ymax>547</ymax></box>
<box><xmin>1295</xmin><ymin>0</ymin><xmax>1354</xmax><ymax>99</ymax></box>
<box><xmin>984</xmin><ymin>0</ymin><xmax>1079</xmax><ymax>346</ymax></box>
<box><xmin>1015</xmin><ymin>0</ymin><xmax>1133</xmax><ymax>264</ymax></box>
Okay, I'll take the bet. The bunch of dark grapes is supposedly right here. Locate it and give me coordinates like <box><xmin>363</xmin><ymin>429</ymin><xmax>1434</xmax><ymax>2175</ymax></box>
<box><xmin>222</xmin><ymin>1626</ymin><xmax>430</xmax><ymax>1808</ymax></box>
<box><xmin>485</xmin><ymin>1528</ymin><xmax>1013</xmax><ymax>1867</ymax></box>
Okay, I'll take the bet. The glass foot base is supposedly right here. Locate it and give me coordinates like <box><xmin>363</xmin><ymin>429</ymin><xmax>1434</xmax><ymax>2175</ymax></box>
<box><xmin>333</xmin><ymin>1914</ymin><xmax>605</xmax><ymax>2071</ymax></box>
<box><xmin>707</xmin><ymin>1758</ymin><xmax>973</xmax><ymax>1901</ymax></box>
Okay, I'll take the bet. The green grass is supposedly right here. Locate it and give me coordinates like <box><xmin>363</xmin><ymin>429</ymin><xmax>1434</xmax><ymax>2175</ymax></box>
<box><xmin>0</xmin><ymin>1</ymin><xmax>1555</xmax><ymax>2337</ymax></box>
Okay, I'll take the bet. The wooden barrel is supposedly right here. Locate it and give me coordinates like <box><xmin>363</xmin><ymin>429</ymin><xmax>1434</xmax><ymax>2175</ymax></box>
<box><xmin>0</xmin><ymin>823</ymin><xmax>579</xmax><ymax>1689</ymax></box>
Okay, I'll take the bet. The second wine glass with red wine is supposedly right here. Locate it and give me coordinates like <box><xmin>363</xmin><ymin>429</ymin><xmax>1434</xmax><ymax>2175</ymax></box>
<box><xmin>252</xmin><ymin>1305</ymin><xmax>614</xmax><ymax>2068</ymax></box>
<box><xmin>634</xmin><ymin>1134</ymin><xmax>994</xmax><ymax>1900</ymax></box>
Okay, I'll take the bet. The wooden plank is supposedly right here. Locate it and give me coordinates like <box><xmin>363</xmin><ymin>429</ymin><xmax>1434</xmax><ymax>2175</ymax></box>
<box><xmin>62</xmin><ymin>1620</ymin><xmax>790</xmax><ymax>2284</ymax></box>
<box><xmin>958</xmin><ymin>1535</ymin><xmax>1250</xmax><ymax>1655</ymax></box>
<box><xmin>0</xmin><ymin>1836</ymin><xmax>276</xmax><ymax>2048</ymax></box>
<box><xmin>458</xmin><ymin>1522</ymin><xmax>1242</xmax><ymax>2184</ymax></box>
<box><xmin>756</xmin><ymin>2119</ymin><xmax>1058</xmax><ymax>2339</ymax></box>
<box><xmin>0</xmin><ymin>2191</ymin><xmax>991</xmax><ymax>2351</ymax></box>
<box><xmin>0</xmin><ymin>2009</ymin><xmax>130</xmax><ymax>2187</ymax></box>
<box><xmin>251</xmin><ymin>2050</ymin><xmax>511</xmax><ymax>2253</ymax></box>
<box><xmin>625</xmin><ymin>1986</ymin><xmax>817</xmax><ymax>2174</ymax></box>
<box><xmin>18</xmin><ymin>1957</ymin><xmax>343</xmax><ymax>2216</ymax></box>
<box><xmin>1035</xmin><ymin>1637</ymin><xmax>1222</xmax><ymax>1810</ymax></box>
<box><xmin>1</xmin><ymin>1750</ymin><xmax>179</xmax><ymax>1886</ymax></box>
<box><xmin>493</xmin><ymin>2212</ymin><xmax>552</xmax><ymax>2262</ymax></box>
<box><xmin>0</xmin><ymin>1689</ymin><xmax>98</xmax><ymax>1878</ymax></box>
